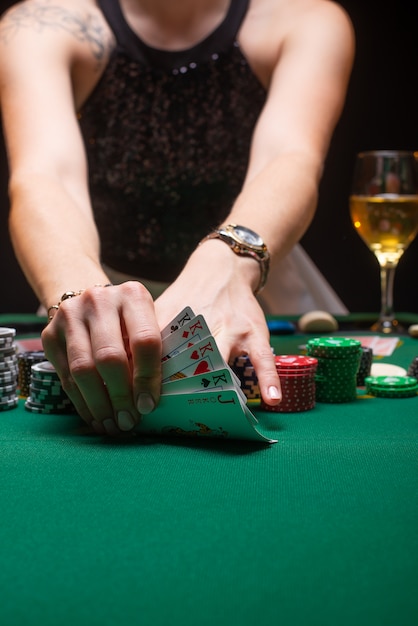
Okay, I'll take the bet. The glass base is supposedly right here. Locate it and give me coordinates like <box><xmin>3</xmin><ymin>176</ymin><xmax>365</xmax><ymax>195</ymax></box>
<box><xmin>370</xmin><ymin>317</ymin><xmax>406</xmax><ymax>334</ymax></box>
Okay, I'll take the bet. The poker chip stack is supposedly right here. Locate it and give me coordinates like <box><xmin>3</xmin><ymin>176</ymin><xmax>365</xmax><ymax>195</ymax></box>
<box><xmin>25</xmin><ymin>361</ymin><xmax>76</xmax><ymax>414</ymax></box>
<box><xmin>306</xmin><ymin>337</ymin><xmax>362</xmax><ymax>403</ymax></box>
<box><xmin>17</xmin><ymin>350</ymin><xmax>46</xmax><ymax>397</ymax></box>
<box><xmin>230</xmin><ymin>355</ymin><xmax>260</xmax><ymax>401</ymax></box>
<box><xmin>261</xmin><ymin>354</ymin><xmax>318</xmax><ymax>413</ymax></box>
<box><xmin>364</xmin><ymin>375</ymin><xmax>418</xmax><ymax>398</ymax></box>
<box><xmin>0</xmin><ymin>327</ymin><xmax>19</xmax><ymax>412</ymax></box>
<box><xmin>356</xmin><ymin>346</ymin><xmax>373</xmax><ymax>386</ymax></box>
<box><xmin>407</xmin><ymin>356</ymin><xmax>418</xmax><ymax>381</ymax></box>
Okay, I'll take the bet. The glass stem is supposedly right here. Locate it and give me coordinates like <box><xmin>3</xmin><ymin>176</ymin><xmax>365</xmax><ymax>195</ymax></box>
<box><xmin>379</xmin><ymin>263</ymin><xmax>396</xmax><ymax>322</ymax></box>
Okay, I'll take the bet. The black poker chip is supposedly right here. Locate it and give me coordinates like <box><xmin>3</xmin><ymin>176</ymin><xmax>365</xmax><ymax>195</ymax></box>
<box><xmin>407</xmin><ymin>356</ymin><xmax>418</xmax><ymax>381</ymax></box>
<box><xmin>24</xmin><ymin>360</ymin><xmax>76</xmax><ymax>415</ymax></box>
<box><xmin>231</xmin><ymin>355</ymin><xmax>260</xmax><ymax>401</ymax></box>
<box><xmin>0</xmin><ymin>328</ymin><xmax>19</xmax><ymax>410</ymax></box>
<box><xmin>0</xmin><ymin>396</ymin><xmax>18</xmax><ymax>411</ymax></box>
<box><xmin>356</xmin><ymin>346</ymin><xmax>373</xmax><ymax>386</ymax></box>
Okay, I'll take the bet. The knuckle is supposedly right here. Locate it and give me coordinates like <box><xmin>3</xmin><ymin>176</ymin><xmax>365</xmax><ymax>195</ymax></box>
<box><xmin>121</xmin><ymin>280</ymin><xmax>151</xmax><ymax>300</ymax></box>
<box><xmin>130</xmin><ymin>328</ymin><xmax>161</xmax><ymax>353</ymax></box>
<box><xmin>77</xmin><ymin>289</ymin><xmax>107</xmax><ymax>313</ymax></box>
<box><xmin>68</xmin><ymin>355</ymin><xmax>95</xmax><ymax>381</ymax></box>
<box><xmin>94</xmin><ymin>344</ymin><xmax>125</xmax><ymax>366</ymax></box>
<box><xmin>93</xmin><ymin>346</ymin><xmax>131</xmax><ymax>381</ymax></box>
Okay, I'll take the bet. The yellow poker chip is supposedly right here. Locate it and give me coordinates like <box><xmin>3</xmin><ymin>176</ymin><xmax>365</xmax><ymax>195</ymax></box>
<box><xmin>370</xmin><ymin>363</ymin><xmax>407</xmax><ymax>377</ymax></box>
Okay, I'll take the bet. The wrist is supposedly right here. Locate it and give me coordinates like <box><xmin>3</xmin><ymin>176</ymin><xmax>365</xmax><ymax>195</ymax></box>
<box><xmin>194</xmin><ymin>238</ymin><xmax>261</xmax><ymax>293</ymax></box>
<box><xmin>199</xmin><ymin>224</ymin><xmax>270</xmax><ymax>294</ymax></box>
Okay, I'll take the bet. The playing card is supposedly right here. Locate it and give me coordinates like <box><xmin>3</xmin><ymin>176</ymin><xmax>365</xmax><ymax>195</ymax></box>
<box><xmin>350</xmin><ymin>335</ymin><xmax>399</xmax><ymax>356</ymax></box>
<box><xmin>161</xmin><ymin>367</ymin><xmax>247</xmax><ymax>405</ymax></box>
<box><xmin>136</xmin><ymin>389</ymin><xmax>275</xmax><ymax>443</ymax></box>
<box><xmin>146</xmin><ymin>307</ymin><xmax>278</xmax><ymax>445</ymax></box>
<box><xmin>160</xmin><ymin>306</ymin><xmax>195</xmax><ymax>340</ymax></box>
<box><xmin>161</xmin><ymin>314</ymin><xmax>211</xmax><ymax>361</ymax></box>
<box><xmin>161</xmin><ymin>335</ymin><xmax>225</xmax><ymax>383</ymax></box>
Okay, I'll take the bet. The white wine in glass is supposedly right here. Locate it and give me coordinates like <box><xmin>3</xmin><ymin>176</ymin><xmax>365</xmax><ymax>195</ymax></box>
<box><xmin>349</xmin><ymin>150</ymin><xmax>418</xmax><ymax>333</ymax></box>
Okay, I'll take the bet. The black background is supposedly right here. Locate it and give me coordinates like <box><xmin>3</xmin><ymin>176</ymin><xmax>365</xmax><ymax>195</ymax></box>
<box><xmin>1</xmin><ymin>0</ymin><xmax>417</xmax><ymax>313</ymax></box>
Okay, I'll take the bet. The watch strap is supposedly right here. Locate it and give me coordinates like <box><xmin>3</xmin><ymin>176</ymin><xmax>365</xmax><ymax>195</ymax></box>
<box><xmin>199</xmin><ymin>226</ymin><xmax>270</xmax><ymax>294</ymax></box>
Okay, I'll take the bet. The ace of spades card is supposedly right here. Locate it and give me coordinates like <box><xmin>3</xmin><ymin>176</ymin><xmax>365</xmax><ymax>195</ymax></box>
<box><xmin>136</xmin><ymin>308</ymin><xmax>276</xmax><ymax>443</ymax></box>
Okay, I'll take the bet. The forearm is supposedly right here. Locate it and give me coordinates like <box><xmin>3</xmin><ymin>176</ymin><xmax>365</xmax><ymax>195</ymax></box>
<box><xmin>8</xmin><ymin>173</ymin><xmax>110</xmax><ymax>308</ymax></box>
<box><xmin>224</xmin><ymin>150</ymin><xmax>320</xmax><ymax>260</ymax></box>
<box><xmin>174</xmin><ymin>152</ymin><xmax>321</xmax><ymax>303</ymax></box>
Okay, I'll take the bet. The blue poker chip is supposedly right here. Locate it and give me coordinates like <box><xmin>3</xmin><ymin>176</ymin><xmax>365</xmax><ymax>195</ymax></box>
<box><xmin>267</xmin><ymin>320</ymin><xmax>296</xmax><ymax>335</ymax></box>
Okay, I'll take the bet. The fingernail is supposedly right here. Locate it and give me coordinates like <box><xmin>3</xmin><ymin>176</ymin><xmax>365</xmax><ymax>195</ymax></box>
<box><xmin>117</xmin><ymin>410</ymin><xmax>135</xmax><ymax>431</ymax></box>
<box><xmin>268</xmin><ymin>386</ymin><xmax>281</xmax><ymax>400</ymax></box>
<box><xmin>137</xmin><ymin>393</ymin><xmax>155</xmax><ymax>415</ymax></box>
<box><xmin>103</xmin><ymin>418</ymin><xmax>121</xmax><ymax>436</ymax></box>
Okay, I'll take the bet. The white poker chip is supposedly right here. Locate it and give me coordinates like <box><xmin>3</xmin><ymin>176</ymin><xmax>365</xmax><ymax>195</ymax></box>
<box><xmin>370</xmin><ymin>362</ymin><xmax>407</xmax><ymax>377</ymax></box>
<box><xmin>298</xmin><ymin>310</ymin><xmax>338</xmax><ymax>333</ymax></box>
<box><xmin>31</xmin><ymin>361</ymin><xmax>57</xmax><ymax>374</ymax></box>
<box><xmin>0</xmin><ymin>327</ymin><xmax>16</xmax><ymax>339</ymax></box>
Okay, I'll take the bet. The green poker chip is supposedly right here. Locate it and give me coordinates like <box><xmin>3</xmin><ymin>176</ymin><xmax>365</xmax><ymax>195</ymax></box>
<box><xmin>306</xmin><ymin>337</ymin><xmax>362</xmax><ymax>403</ymax></box>
<box><xmin>365</xmin><ymin>375</ymin><xmax>418</xmax><ymax>398</ymax></box>
<box><xmin>365</xmin><ymin>375</ymin><xmax>418</xmax><ymax>388</ymax></box>
<box><xmin>307</xmin><ymin>337</ymin><xmax>362</xmax><ymax>359</ymax></box>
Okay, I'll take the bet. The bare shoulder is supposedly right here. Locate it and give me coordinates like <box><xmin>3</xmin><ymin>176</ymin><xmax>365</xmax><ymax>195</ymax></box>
<box><xmin>0</xmin><ymin>0</ymin><xmax>115</xmax><ymax>68</ymax></box>
<box><xmin>246</xmin><ymin>0</ymin><xmax>353</xmax><ymax>35</ymax></box>
<box><xmin>241</xmin><ymin>0</ymin><xmax>354</xmax><ymax>84</ymax></box>
<box><xmin>286</xmin><ymin>0</ymin><xmax>355</xmax><ymax>48</ymax></box>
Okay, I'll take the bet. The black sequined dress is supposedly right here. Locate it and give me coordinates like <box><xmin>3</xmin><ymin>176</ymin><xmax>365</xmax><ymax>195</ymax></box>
<box><xmin>78</xmin><ymin>0</ymin><xmax>266</xmax><ymax>281</ymax></box>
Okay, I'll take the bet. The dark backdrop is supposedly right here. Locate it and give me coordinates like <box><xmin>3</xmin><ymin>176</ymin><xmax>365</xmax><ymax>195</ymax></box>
<box><xmin>1</xmin><ymin>0</ymin><xmax>417</xmax><ymax>313</ymax></box>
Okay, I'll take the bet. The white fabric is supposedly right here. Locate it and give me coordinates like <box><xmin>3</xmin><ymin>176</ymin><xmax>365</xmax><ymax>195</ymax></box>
<box><xmin>258</xmin><ymin>244</ymin><xmax>348</xmax><ymax>315</ymax></box>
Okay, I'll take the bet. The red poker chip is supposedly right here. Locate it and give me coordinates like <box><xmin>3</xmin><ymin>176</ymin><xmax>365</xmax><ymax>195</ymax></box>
<box><xmin>262</xmin><ymin>354</ymin><xmax>318</xmax><ymax>413</ymax></box>
<box><xmin>262</xmin><ymin>399</ymin><xmax>315</xmax><ymax>413</ymax></box>
<box><xmin>275</xmin><ymin>355</ymin><xmax>318</xmax><ymax>369</ymax></box>
<box><xmin>280</xmin><ymin>380</ymin><xmax>315</xmax><ymax>389</ymax></box>
<box><xmin>282</xmin><ymin>386</ymin><xmax>315</xmax><ymax>393</ymax></box>
<box><xmin>278</xmin><ymin>371</ymin><xmax>316</xmax><ymax>379</ymax></box>
<box><xmin>281</xmin><ymin>387</ymin><xmax>316</xmax><ymax>397</ymax></box>
<box><xmin>280</xmin><ymin>371</ymin><xmax>316</xmax><ymax>378</ymax></box>
<box><xmin>281</xmin><ymin>399</ymin><xmax>316</xmax><ymax>407</ymax></box>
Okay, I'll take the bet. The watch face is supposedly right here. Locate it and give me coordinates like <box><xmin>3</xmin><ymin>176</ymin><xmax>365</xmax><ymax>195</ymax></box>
<box><xmin>233</xmin><ymin>225</ymin><xmax>263</xmax><ymax>247</ymax></box>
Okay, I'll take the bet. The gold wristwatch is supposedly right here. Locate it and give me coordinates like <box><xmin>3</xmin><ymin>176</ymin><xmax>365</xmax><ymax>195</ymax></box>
<box><xmin>200</xmin><ymin>224</ymin><xmax>270</xmax><ymax>294</ymax></box>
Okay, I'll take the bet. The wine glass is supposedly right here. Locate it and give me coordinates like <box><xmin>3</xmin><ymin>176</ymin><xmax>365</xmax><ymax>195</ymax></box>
<box><xmin>349</xmin><ymin>150</ymin><xmax>418</xmax><ymax>333</ymax></box>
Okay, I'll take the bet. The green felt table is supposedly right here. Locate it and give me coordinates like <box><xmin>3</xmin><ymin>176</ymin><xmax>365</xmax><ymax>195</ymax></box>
<box><xmin>0</xmin><ymin>315</ymin><xmax>417</xmax><ymax>626</ymax></box>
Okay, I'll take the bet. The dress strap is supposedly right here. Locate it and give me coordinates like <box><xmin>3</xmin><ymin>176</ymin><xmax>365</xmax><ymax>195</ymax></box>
<box><xmin>97</xmin><ymin>0</ymin><xmax>250</xmax><ymax>67</ymax></box>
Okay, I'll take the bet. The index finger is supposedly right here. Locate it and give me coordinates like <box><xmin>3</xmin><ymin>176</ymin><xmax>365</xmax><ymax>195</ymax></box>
<box><xmin>244</xmin><ymin>339</ymin><xmax>282</xmax><ymax>406</ymax></box>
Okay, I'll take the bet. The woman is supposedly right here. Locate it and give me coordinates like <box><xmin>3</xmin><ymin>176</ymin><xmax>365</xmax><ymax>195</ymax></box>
<box><xmin>0</xmin><ymin>0</ymin><xmax>355</xmax><ymax>435</ymax></box>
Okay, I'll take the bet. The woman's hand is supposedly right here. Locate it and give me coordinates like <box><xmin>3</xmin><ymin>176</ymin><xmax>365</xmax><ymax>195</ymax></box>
<box><xmin>42</xmin><ymin>282</ymin><xmax>162</xmax><ymax>436</ymax></box>
<box><xmin>155</xmin><ymin>240</ymin><xmax>282</xmax><ymax>407</ymax></box>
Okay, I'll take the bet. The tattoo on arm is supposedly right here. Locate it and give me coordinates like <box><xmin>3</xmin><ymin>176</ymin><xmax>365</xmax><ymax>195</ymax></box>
<box><xmin>0</xmin><ymin>2</ymin><xmax>111</xmax><ymax>61</ymax></box>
